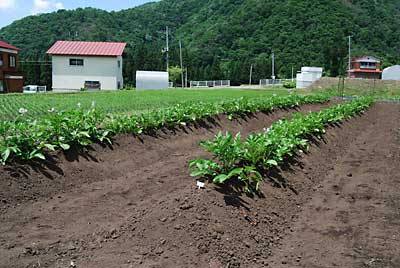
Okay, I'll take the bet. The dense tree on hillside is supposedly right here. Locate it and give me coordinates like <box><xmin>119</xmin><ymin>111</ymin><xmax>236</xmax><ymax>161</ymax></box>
<box><xmin>1</xmin><ymin>0</ymin><xmax>399</xmax><ymax>87</ymax></box>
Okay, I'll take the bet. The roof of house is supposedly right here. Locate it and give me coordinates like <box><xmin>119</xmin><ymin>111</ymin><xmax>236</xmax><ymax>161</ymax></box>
<box><xmin>0</xmin><ymin>41</ymin><xmax>21</xmax><ymax>51</ymax></box>
<box><xmin>47</xmin><ymin>41</ymin><xmax>126</xmax><ymax>56</ymax></box>
<box><xmin>352</xmin><ymin>55</ymin><xmax>380</xmax><ymax>63</ymax></box>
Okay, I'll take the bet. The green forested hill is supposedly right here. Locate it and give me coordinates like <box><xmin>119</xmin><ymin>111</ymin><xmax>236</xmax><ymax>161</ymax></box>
<box><xmin>0</xmin><ymin>0</ymin><xmax>399</xmax><ymax>86</ymax></box>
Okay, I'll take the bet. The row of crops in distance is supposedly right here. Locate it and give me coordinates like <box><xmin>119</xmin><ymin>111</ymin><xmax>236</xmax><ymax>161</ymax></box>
<box><xmin>0</xmin><ymin>94</ymin><xmax>330</xmax><ymax>164</ymax></box>
<box><xmin>189</xmin><ymin>98</ymin><xmax>375</xmax><ymax>193</ymax></box>
<box><xmin>0</xmin><ymin>89</ymin><xmax>292</xmax><ymax>121</ymax></box>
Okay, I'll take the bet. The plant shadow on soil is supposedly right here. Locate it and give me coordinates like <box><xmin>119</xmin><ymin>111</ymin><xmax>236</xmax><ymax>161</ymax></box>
<box><xmin>212</xmin><ymin>120</ymin><xmax>347</xmax><ymax>211</ymax></box>
<box><xmin>2</xmin><ymin>108</ymin><xmax>347</xmax><ymax>197</ymax></box>
<box><xmin>1</xmin><ymin>115</ymin><xmax>235</xmax><ymax>182</ymax></box>
<box><xmin>5</xmin><ymin>154</ymin><xmax>64</xmax><ymax>181</ymax></box>
<box><xmin>63</xmin><ymin>144</ymin><xmax>102</xmax><ymax>163</ymax></box>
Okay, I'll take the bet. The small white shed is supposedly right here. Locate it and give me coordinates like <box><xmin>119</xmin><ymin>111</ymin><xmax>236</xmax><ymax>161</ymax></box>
<box><xmin>136</xmin><ymin>71</ymin><xmax>169</xmax><ymax>90</ymax></box>
<box><xmin>296</xmin><ymin>67</ymin><xmax>323</xmax><ymax>89</ymax></box>
<box><xmin>382</xmin><ymin>65</ymin><xmax>400</xmax><ymax>80</ymax></box>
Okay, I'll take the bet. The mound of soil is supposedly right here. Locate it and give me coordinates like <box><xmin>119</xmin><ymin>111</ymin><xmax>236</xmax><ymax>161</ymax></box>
<box><xmin>0</xmin><ymin>101</ymin><xmax>399</xmax><ymax>268</ymax></box>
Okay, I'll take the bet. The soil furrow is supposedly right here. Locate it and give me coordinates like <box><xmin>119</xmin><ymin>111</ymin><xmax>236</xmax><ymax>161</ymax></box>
<box><xmin>267</xmin><ymin>102</ymin><xmax>400</xmax><ymax>267</ymax></box>
<box><xmin>0</xmin><ymin>102</ymin><xmax>335</xmax><ymax>268</ymax></box>
<box><xmin>0</xmin><ymin>102</ymin><xmax>398</xmax><ymax>268</ymax></box>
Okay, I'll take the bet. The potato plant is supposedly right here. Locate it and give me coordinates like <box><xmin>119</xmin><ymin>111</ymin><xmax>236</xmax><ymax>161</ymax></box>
<box><xmin>0</xmin><ymin>94</ymin><xmax>330</xmax><ymax>164</ymax></box>
<box><xmin>189</xmin><ymin>98</ymin><xmax>374</xmax><ymax>193</ymax></box>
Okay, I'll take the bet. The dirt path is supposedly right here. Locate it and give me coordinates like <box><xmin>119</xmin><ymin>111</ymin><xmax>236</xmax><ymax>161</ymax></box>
<box><xmin>268</xmin><ymin>102</ymin><xmax>400</xmax><ymax>267</ymax></box>
<box><xmin>0</xmin><ymin>102</ymin><xmax>399</xmax><ymax>268</ymax></box>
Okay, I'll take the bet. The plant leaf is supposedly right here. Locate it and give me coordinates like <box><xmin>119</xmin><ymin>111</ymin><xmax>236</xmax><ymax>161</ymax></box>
<box><xmin>190</xmin><ymin>170</ymin><xmax>206</xmax><ymax>177</ymax></box>
<box><xmin>213</xmin><ymin>174</ymin><xmax>229</xmax><ymax>184</ymax></box>
<box><xmin>60</xmin><ymin>143</ymin><xmax>70</xmax><ymax>150</ymax></box>
<box><xmin>44</xmin><ymin>144</ymin><xmax>56</xmax><ymax>151</ymax></box>
<box><xmin>33</xmin><ymin>153</ymin><xmax>46</xmax><ymax>160</ymax></box>
<box><xmin>1</xmin><ymin>148</ymin><xmax>11</xmax><ymax>163</ymax></box>
<box><xmin>266</xmin><ymin>159</ymin><xmax>278</xmax><ymax>166</ymax></box>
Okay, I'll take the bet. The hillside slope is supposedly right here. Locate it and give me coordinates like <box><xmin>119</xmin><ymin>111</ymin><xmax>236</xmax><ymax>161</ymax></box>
<box><xmin>0</xmin><ymin>0</ymin><xmax>399</xmax><ymax>85</ymax></box>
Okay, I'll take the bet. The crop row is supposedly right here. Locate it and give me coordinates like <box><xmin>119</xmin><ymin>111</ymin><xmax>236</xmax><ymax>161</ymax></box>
<box><xmin>189</xmin><ymin>98</ymin><xmax>375</xmax><ymax>193</ymax></box>
<box><xmin>0</xmin><ymin>94</ymin><xmax>330</xmax><ymax>164</ymax></box>
<box><xmin>0</xmin><ymin>90</ymin><xmax>291</xmax><ymax>121</ymax></box>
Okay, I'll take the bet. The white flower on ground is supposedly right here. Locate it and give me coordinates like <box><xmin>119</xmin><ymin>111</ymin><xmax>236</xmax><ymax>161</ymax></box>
<box><xmin>91</xmin><ymin>101</ymin><xmax>96</xmax><ymax>108</ymax></box>
<box><xmin>77</xmin><ymin>102</ymin><xmax>81</xmax><ymax>108</ymax></box>
<box><xmin>18</xmin><ymin>108</ymin><xmax>28</xmax><ymax>114</ymax></box>
<box><xmin>48</xmin><ymin>107</ymin><xmax>56</xmax><ymax>113</ymax></box>
<box><xmin>273</xmin><ymin>94</ymin><xmax>277</xmax><ymax>97</ymax></box>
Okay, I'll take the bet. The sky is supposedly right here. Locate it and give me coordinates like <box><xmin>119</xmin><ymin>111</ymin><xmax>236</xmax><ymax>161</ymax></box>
<box><xmin>0</xmin><ymin>0</ymin><xmax>155</xmax><ymax>28</ymax></box>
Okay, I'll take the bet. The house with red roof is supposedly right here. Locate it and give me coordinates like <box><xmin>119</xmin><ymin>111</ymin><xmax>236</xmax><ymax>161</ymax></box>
<box><xmin>348</xmin><ymin>56</ymin><xmax>382</xmax><ymax>79</ymax></box>
<box><xmin>47</xmin><ymin>41</ymin><xmax>126</xmax><ymax>91</ymax></box>
<box><xmin>0</xmin><ymin>41</ymin><xmax>24</xmax><ymax>93</ymax></box>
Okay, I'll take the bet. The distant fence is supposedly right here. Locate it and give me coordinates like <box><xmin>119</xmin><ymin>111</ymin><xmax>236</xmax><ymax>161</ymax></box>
<box><xmin>259</xmin><ymin>79</ymin><xmax>293</xmax><ymax>86</ymax></box>
<box><xmin>190</xmin><ymin>80</ymin><xmax>231</xmax><ymax>88</ymax></box>
<box><xmin>37</xmin><ymin>86</ymin><xmax>47</xmax><ymax>92</ymax></box>
<box><xmin>23</xmin><ymin>85</ymin><xmax>47</xmax><ymax>93</ymax></box>
<box><xmin>308</xmin><ymin>77</ymin><xmax>400</xmax><ymax>98</ymax></box>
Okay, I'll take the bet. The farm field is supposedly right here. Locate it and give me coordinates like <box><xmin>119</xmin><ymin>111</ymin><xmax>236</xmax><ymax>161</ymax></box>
<box><xmin>0</xmin><ymin>88</ymin><xmax>291</xmax><ymax>121</ymax></box>
<box><xmin>0</xmin><ymin>97</ymin><xmax>399</xmax><ymax>268</ymax></box>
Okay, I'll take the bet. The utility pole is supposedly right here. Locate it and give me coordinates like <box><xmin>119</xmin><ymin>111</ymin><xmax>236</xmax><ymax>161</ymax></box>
<box><xmin>291</xmin><ymin>66</ymin><xmax>294</xmax><ymax>81</ymax></box>
<box><xmin>166</xmin><ymin>26</ymin><xmax>169</xmax><ymax>72</ymax></box>
<box><xmin>348</xmin><ymin>35</ymin><xmax>352</xmax><ymax>78</ymax></box>
<box><xmin>179</xmin><ymin>40</ymin><xmax>184</xmax><ymax>89</ymax></box>
<box><xmin>185</xmin><ymin>67</ymin><xmax>188</xmax><ymax>88</ymax></box>
<box><xmin>271</xmin><ymin>52</ymin><xmax>275</xmax><ymax>80</ymax></box>
<box><xmin>249</xmin><ymin>64</ymin><xmax>253</xmax><ymax>85</ymax></box>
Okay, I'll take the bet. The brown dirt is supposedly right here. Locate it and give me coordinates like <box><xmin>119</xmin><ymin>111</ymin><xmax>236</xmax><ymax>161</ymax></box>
<box><xmin>0</xmin><ymin>101</ymin><xmax>399</xmax><ymax>268</ymax></box>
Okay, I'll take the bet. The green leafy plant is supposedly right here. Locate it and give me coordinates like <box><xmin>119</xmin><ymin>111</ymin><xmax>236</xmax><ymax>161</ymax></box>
<box><xmin>283</xmin><ymin>80</ymin><xmax>296</xmax><ymax>89</ymax></box>
<box><xmin>189</xmin><ymin>98</ymin><xmax>374</xmax><ymax>193</ymax></box>
<box><xmin>0</xmin><ymin>94</ymin><xmax>331</xmax><ymax>164</ymax></box>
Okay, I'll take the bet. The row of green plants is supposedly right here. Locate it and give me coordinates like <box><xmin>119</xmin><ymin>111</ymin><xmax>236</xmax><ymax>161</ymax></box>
<box><xmin>189</xmin><ymin>98</ymin><xmax>375</xmax><ymax>193</ymax></box>
<box><xmin>0</xmin><ymin>94</ymin><xmax>331</xmax><ymax>165</ymax></box>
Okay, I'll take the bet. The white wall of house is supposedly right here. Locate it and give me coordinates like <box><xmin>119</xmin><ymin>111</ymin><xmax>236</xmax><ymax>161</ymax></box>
<box><xmin>382</xmin><ymin>65</ymin><xmax>400</xmax><ymax>81</ymax></box>
<box><xmin>51</xmin><ymin>55</ymin><xmax>123</xmax><ymax>91</ymax></box>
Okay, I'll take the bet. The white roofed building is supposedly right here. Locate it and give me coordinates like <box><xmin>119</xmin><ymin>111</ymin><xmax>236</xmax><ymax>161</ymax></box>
<box><xmin>382</xmin><ymin>65</ymin><xmax>400</xmax><ymax>81</ymax></box>
<box><xmin>47</xmin><ymin>41</ymin><xmax>126</xmax><ymax>92</ymax></box>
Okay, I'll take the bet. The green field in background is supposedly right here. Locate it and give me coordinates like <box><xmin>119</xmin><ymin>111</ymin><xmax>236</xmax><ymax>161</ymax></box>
<box><xmin>0</xmin><ymin>88</ymin><xmax>292</xmax><ymax>121</ymax></box>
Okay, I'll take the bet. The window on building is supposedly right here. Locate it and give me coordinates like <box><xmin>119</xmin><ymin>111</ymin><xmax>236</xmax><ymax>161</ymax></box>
<box><xmin>360</xmin><ymin>62</ymin><xmax>376</xmax><ymax>69</ymax></box>
<box><xmin>84</xmin><ymin>81</ymin><xmax>101</xmax><ymax>89</ymax></box>
<box><xmin>118</xmin><ymin>60</ymin><xmax>121</xmax><ymax>68</ymax></box>
<box><xmin>9</xmin><ymin>55</ymin><xmax>16</xmax><ymax>68</ymax></box>
<box><xmin>0</xmin><ymin>80</ymin><xmax>3</xmax><ymax>92</ymax></box>
<box><xmin>69</xmin><ymin>59</ymin><xmax>84</xmax><ymax>66</ymax></box>
<box><xmin>0</xmin><ymin>54</ymin><xmax>3</xmax><ymax>67</ymax></box>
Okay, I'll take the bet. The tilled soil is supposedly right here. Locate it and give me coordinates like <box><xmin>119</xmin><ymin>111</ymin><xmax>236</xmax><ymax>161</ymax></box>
<box><xmin>267</xmin><ymin>102</ymin><xmax>400</xmax><ymax>268</ymax></box>
<box><xmin>0</xmin><ymin>101</ymin><xmax>399</xmax><ymax>268</ymax></box>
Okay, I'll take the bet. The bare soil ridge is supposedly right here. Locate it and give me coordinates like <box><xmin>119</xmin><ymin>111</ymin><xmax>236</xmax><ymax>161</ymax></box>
<box><xmin>0</xmin><ymin>101</ymin><xmax>399</xmax><ymax>268</ymax></box>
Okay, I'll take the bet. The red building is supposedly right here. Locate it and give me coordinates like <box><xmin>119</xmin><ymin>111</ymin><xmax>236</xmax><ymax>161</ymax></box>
<box><xmin>348</xmin><ymin>56</ymin><xmax>382</xmax><ymax>79</ymax></box>
<box><xmin>0</xmin><ymin>41</ymin><xmax>24</xmax><ymax>93</ymax></box>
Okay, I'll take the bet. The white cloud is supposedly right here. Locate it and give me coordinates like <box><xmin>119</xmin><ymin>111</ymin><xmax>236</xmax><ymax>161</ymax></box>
<box><xmin>32</xmin><ymin>0</ymin><xmax>64</xmax><ymax>14</ymax></box>
<box><xmin>54</xmin><ymin>1</ymin><xmax>63</xmax><ymax>9</ymax></box>
<box><xmin>0</xmin><ymin>0</ymin><xmax>16</xmax><ymax>10</ymax></box>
